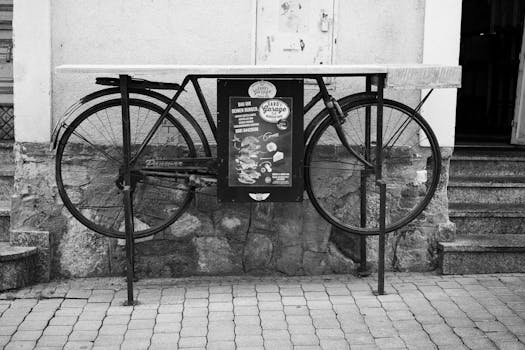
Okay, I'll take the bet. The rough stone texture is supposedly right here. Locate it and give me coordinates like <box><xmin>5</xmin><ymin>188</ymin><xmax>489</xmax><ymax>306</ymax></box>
<box><xmin>330</xmin><ymin>147</ymin><xmax>455</xmax><ymax>272</ymax></box>
<box><xmin>193</xmin><ymin>237</ymin><xmax>241</xmax><ymax>275</ymax></box>
<box><xmin>9</xmin><ymin>230</ymin><xmax>51</xmax><ymax>283</ymax></box>
<box><xmin>9</xmin><ymin>142</ymin><xmax>452</xmax><ymax>280</ymax></box>
<box><xmin>163</xmin><ymin>211</ymin><xmax>212</xmax><ymax>239</ymax></box>
<box><xmin>451</xmin><ymin>210</ymin><xmax>525</xmax><ymax>236</ymax></box>
<box><xmin>0</xmin><ymin>243</ymin><xmax>37</xmax><ymax>291</ymax></box>
<box><xmin>274</xmin><ymin>245</ymin><xmax>303</xmax><ymax>275</ymax></box>
<box><xmin>213</xmin><ymin>203</ymin><xmax>250</xmax><ymax>243</ymax></box>
<box><xmin>57</xmin><ymin>210</ymin><xmax>111</xmax><ymax>278</ymax></box>
<box><xmin>441</xmin><ymin>252</ymin><xmax>525</xmax><ymax>274</ymax></box>
<box><xmin>243</xmin><ymin>233</ymin><xmax>273</xmax><ymax>272</ymax></box>
<box><xmin>0</xmin><ymin>203</ymin><xmax>9</xmax><ymax>242</ymax></box>
<box><xmin>0</xmin><ymin>141</ymin><xmax>14</xmax><ymax>204</ymax></box>
<box><xmin>111</xmin><ymin>239</ymin><xmax>197</xmax><ymax>277</ymax></box>
<box><xmin>439</xmin><ymin>234</ymin><xmax>525</xmax><ymax>274</ymax></box>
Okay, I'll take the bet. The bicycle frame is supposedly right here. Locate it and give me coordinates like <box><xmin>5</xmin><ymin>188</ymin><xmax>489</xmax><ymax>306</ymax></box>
<box><xmin>128</xmin><ymin>73</ymin><xmax>380</xmax><ymax>170</ymax></box>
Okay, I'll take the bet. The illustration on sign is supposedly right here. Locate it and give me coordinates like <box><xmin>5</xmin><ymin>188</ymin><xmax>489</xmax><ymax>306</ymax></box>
<box><xmin>229</xmin><ymin>95</ymin><xmax>293</xmax><ymax>187</ymax></box>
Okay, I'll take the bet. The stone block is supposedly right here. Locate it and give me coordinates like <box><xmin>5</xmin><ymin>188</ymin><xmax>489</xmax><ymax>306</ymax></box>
<box><xmin>10</xmin><ymin>230</ymin><xmax>51</xmax><ymax>282</ymax></box>
<box><xmin>111</xmin><ymin>239</ymin><xmax>197</xmax><ymax>277</ymax></box>
<box><xmin>213</xmin><ymin>204</ymin><xmax>250</xmax><ymax>242</ymax></box>
<box><xmin>193</xmin><ymin>237</ymin><xmax>241</xmax><ymax>275</ymax></box>
<box><xmin>273</xmin><ymin>202</ymin><xmax>302</xmax><ymax>247</ymax></box>
<box><xmin>302</xmin><ymin>201</ymin><xmax>330</xmax><ymax>253</ymax></box>
<box><xmin>0</xmin><ymin>243</ymin><xmax>38</xmax><ymax>291</ymax></box>
<box><xmin>327</xmin><ymin>243</ymin><xmax>357</xmax><ymax>274</ymax></box>
<box><xmin>243</xmin><ymin>233</ymin><xmax>273</xmax><ymax>272</ymax></box>
<box><xmin>274</xmin><ymin>245</ymin><xmax>303</xmax><ymax>275</ymax></box>
<box><xmin>194</xmin><ymin>186</ymin><xmax>219</xmax><ymax>212</ymax></box>
<box><xmin>56</xmin><ymin>210</ymin><xmax>111</xmax><ymax>278</ymax></box>
<box><xmin>302</xmin><ymin>251</ymin><xmax>331</xmax><ymax>275</ymax></box>
<box><xmin>0</xmin><ymin>202</ymin><xmax>9</xmax><ymax>242</ymax></box>
<box><xmin>251</xmin><ymin>202</ymin><xmax>275</xmax><ymax>232</ymax></box>
<box><xmin>163</xmin><ymin>210</ymin><xmax>213</xmax><ymax>239</ymax></box>
<box><xmin>439</xmin><ymin>234</ymin><xmax>525</xmax><ymax>274</ymax></box>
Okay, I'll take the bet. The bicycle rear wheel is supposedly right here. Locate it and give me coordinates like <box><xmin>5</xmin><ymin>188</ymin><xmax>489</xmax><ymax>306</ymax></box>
<box><xmin>304</xmin><ymin>98</ymin><xmax>441</xmax><ymax>235</ymax></box>
<box><xmin>56</xmin><ymin>98</ymin><xmax>196</xmax><ymax>238</ymax></box>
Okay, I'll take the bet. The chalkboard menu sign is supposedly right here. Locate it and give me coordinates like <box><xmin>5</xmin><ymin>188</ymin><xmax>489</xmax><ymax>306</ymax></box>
<box><xmin>217</xmin><ymin>79</ymin><xmax>304</xmax><ymax>202</ymax></box>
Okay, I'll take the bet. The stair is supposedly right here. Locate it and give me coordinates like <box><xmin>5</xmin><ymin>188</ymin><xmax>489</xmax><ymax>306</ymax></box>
<box><xmin>0</xmin><ymin>141</ymin><xmax>42</xmax><ymax>290</ymax></box>
<box><xmin>0</xmin><ymin>242</ymin><xmax>38</xmax><ymax>290</ymax></box>
<box><xmin>440</xmin><ymin>148</ymin><xmax>525</xmax><ymax>274</ymax></box>
<box><xmin>439</xmin><ymin>234</ymin><xmax>525</xmax><ymax>274</ymax></box>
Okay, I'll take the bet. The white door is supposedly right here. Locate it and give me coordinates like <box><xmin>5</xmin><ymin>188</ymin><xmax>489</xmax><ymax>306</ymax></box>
<box><xmin>256</xmin><ymin>0</ymin><xmax>335</xmax><ymax>65</ymax></box>
<box><xmin>512</xmin><ymin>19</ymin><xmax>525</xmax><ymax>144</ymax></box>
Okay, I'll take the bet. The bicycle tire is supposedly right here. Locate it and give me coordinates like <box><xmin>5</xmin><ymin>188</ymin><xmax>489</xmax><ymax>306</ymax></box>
<box><xmin>56</xmin><ymin>98</ymin><xmax>197</xmax><ymax>238</ymax></box>
<box><xmin>304</xmin><ymin>97</ymin><xmax>441</xmax><ymax>235</ymax></box>
<box><xmin>53</xmin><ymin>87</ymin><xmax>212</xmax><ymax>158</ymax></box>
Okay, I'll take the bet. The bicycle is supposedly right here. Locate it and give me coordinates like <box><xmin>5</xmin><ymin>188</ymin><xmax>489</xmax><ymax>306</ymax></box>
<box><xmin>52</xmin><ymin>66</ymin><xmax>441</xmax><ymax>241</ymax></box>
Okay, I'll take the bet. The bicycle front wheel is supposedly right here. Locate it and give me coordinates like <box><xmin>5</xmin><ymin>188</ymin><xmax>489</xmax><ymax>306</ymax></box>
<box><xmin>304</xmin><ymin>98</ymin><xmax>441</xmax><ymax>235</ymax></box>
<box><xmin>56</xmin><ymin>99</ymin><xmax>196</xmax><ymax>238</ymax></box>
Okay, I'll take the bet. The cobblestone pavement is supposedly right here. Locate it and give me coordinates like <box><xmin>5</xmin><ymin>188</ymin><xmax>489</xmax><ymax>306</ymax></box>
<box><xmin>0</xmin><ymin>273</ymin><xmax>524</xmax><ymax>350</ymax></box>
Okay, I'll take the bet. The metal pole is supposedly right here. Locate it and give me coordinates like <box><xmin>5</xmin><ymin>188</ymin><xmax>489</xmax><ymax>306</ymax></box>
<box><xmin>358</xmin><ymin>75</ymin><xmax>372</xmax><ymax>276</ymax></box>
<box><xmin>120</xmin><ymin>74</ymin><xmax>136</xmax><ymax>306</ymax></box>
<box><xmin>378</xmin><ymin>180</ymin><xmax>386</xmax><ymax>295</ymax></box>
<box><xmin>376</xmin><ymin>74</ymin><xmax>386</xmax><ymax>295</ymax></box>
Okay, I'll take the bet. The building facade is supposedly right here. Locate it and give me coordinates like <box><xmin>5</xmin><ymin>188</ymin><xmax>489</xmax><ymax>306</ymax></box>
<box><xmin>4</xmin><ymin>0</ymin><xmax>468</xmax><ymax>283</ymax></box>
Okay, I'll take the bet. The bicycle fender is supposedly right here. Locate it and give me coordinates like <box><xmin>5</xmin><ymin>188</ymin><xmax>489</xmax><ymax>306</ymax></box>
<box><xmin>51</xmin><ymin>87</ymin><xmax>212</xmax><ymax>157</ymax></box>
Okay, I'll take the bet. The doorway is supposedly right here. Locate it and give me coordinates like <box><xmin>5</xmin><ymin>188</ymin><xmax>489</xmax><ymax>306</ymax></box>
<box><xmin>455</xmin><ymin>0</ymin><xmax>525</xmax><ymax>145</ymax></box>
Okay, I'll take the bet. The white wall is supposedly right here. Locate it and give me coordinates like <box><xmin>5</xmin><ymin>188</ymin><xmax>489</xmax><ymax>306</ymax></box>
<box><xmin>52</xmin><ymin>0</ymin><xmax>255</xmax><ymax>142</ymax></box>
<box><xmin>422</xmin><ymin>0</ymin><xmax>462</xmax><ymax>148</ymax></box>
<box><xmin>14</xmin><ymin>0</ymin><xmax>459</xmax><ymax>145</ymax></box>
<box><xmin>13</xmin><ymin>0</ymin><xmax>52</xmax><ymax>143</ymax></box>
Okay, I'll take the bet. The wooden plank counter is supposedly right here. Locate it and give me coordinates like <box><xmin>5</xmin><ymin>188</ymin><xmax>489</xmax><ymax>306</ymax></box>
<box><xmin>56</xmin><ymin>64</ymin><xmax>461</xmax><ymax>89</ymax></box>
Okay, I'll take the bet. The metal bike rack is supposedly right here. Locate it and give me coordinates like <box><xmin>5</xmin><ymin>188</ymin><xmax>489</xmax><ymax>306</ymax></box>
<box><xmin>114</xmin><ymin>71</ymin><xmax>390</xmax><ymax>305</ymax></box>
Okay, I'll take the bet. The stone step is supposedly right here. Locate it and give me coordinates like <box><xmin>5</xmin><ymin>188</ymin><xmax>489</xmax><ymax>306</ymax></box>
<box><xmin>450</xmin><ymin>155</ymin><xmax>525</xmax><ymax>177</ymax></box>
<box><xmin>0</xmin><ymin>200</ymin><xmax>9</xmax><ymax>241</ymax></box>
<box><xmin>448</xmin><ymin>177</ymin><xmax>525</xmax><ymax>205</ymax></box>
<box><xmin>449</xmin><ymin>203</ymin><xmax>525</xmax><ymax>235</ymax></box>
<box><xmin>439</xmin><ymin>234</ymin><xmax>525</xmax><ymax>274</ymax></box>
<box><xmin>0</xmin><ymin>242</ymin><xmax>38</xmax><ymax>291</ymax></box>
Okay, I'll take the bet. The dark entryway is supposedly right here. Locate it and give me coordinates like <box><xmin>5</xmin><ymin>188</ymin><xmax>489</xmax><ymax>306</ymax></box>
<box><xmin>456</xmin><ymin>0</ymin><xmax>525</xmax><ymax>144</ymax></box>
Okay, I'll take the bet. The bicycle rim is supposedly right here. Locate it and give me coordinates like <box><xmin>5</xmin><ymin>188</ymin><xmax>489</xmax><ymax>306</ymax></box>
<box><xmin>305</xmin><ymin>98</ymin><xmax>441</xmax><ymax>235</ymax></box>
<box><xmin>56</xmin><ymin>98</ymin><xmax>196</xmax><ymax>238</ymax></box>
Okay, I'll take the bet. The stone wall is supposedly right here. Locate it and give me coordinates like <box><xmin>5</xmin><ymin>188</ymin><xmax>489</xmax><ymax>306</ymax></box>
<box><xmin>10</xmin><ymin>142</ymin><xmax>453</xmax><ymax>280</ymax></box>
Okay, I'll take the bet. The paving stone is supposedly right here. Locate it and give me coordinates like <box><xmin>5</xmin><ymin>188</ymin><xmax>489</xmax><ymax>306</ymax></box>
<box><xmin>128</xmin><ymin>319</ymin><xmax>155</xmax><ymax>329</ymax></box>
<box><xmin>0</xmin><ymin>325</ymin><xmax>18</xmax><ymax>336</ymax></box>
<box><xmin>374</xmin><ymin>336</ymin><xmax>406</xmax><ymax>349</ymax></box>
<box><xmin>68</xmin><ymin>330</ymin><xmax>98</xmax><ymax>342</ymax></box>
<box><xmin>11</xmin><ymin>330</ymin><xmax>43</xmax><ymax>341</ymax></box>
<box><xmin>319</xmin><ymin>338</ymin><xmax>350</xmax><ymax>350</ymax></box>
<box><xmin>98</xmin><ymin>324</ymin><xmax>127</xmax><ymax>335</ymax></box>
<box><xmin>207</xmin><ymin>340</ymin><xmax>236</xmax><ymax>350</ymax></box>
<box><xmin>179</xmin><ymin>336</ymin><xmax>207</xmax><ymax>347</ymax></box>
<box><xmin>49</xmin><ymin>316</ymin><xmax>78</xmax><ymax>326</ymax></box>
<box><xmin>291</xmin><ymin>333</ymin><xmax>319</xmax><ymax>346</ymax></box>
<box><xmin>37</xmin><ymin>335</ymin><xmax>68</xmax><ymax>347</ymax></box>
<box><xmin>119</xmin><ymin>340</ymin><xmax>149</xmax><ymax>350</ymax></box>
<box><xmin>5</xmin><ymin>341</ymin><xmax>37</xmax><ymax>350</ymax></box>
<box><xmin>235</xmin><ymin>334</ymin><xmax>263</xmax><ymax>346</ymax></box>
<box><xmin>2</xmin><ymin>274</ymin><xmax>525</xmax><ymax>350</ymax></box>
<box><xmin>461</xmin><ymin>336</ymin><xmax>498</xmax><ymax>349</ymax></box>
<box><xmin>93</xmin><ymin>335</ymin><xmax>123</xmax><ymax>346</ymax></box>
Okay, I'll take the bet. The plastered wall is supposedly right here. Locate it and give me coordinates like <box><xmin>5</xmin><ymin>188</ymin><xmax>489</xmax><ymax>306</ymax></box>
<box><xmin>14</xmin><ymin>0</ymin><xmax>460</xmax><ymax>147</ymax></box>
